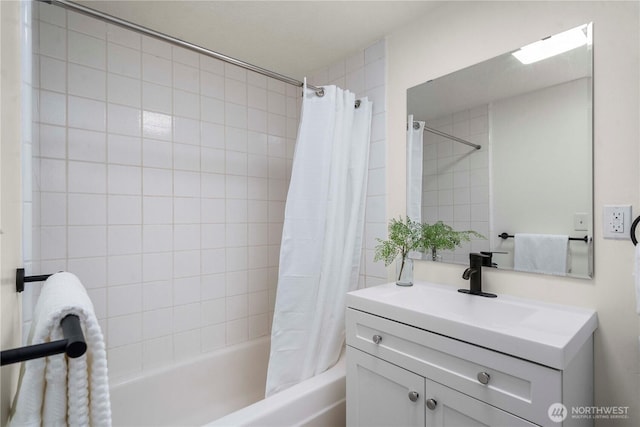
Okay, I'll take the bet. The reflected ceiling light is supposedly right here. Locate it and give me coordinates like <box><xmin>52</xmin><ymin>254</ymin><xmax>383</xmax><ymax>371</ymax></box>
<box><xmin>512</xmin><ymin>24</ymin><xmax>591</xmax><ymax>64</ymax></box>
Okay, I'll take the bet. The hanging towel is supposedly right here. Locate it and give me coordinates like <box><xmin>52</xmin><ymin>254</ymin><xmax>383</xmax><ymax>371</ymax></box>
<box><xmin>9</xmin><ymin>272</ymin><xmax>111</xmax><ymax>427</ymax></box>
<box><xmin>514</xmin><ymin>233</ymin><xmax>569</xmax><ymax>276</ymax></box>
<box><xmin>634</xmin><ymin>244</ymin><xmax>640</xmax><ymax>314</ymax></box>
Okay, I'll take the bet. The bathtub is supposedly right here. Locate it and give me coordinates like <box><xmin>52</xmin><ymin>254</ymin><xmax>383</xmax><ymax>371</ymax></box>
<box><xmin>109</xmin><ymin>336</ymin><xmax>346</xmax><ymax>426</ymax></box>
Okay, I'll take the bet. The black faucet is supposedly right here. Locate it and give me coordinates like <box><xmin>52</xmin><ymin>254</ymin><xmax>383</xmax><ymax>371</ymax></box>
<box><xmin>458</xmin><ymin>253</ymin><xmax>497</xmax><ymax>298</ymax></box>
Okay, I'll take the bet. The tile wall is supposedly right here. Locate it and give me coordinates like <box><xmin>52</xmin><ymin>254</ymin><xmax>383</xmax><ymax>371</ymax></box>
<box><xmin>27</xmin><ymin>2</ymin><xmax>388</xmax><ymax>380</ymax></box>
<box><xmin>309</xmin><ymin>39</ymin><xmax>389</xmax><ymax>288</ymax></box>
<box><xmin>422</xmin><ymin>106</ymin><xmax>490</xmax><ymax>263</ymax></box>
<box><xmin>30</xmin><ymin>3</ymin><xmax>299</xmax><ymax>379</ymax></box>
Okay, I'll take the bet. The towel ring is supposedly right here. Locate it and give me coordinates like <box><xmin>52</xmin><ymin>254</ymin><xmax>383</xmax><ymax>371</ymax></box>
<box><xmin>630</xmin><ymin>216</ymin><xmax>640</xmax><ymax>246</ymax></box>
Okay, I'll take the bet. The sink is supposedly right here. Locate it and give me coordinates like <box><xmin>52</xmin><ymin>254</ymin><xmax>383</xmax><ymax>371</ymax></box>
<box><xmin>346</xmin><ymin>281</ymin><xmax>597</xmax><ymax>369</ymax></box>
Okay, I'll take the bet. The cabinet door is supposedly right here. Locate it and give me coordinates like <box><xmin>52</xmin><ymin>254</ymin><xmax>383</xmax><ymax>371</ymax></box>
<box><xmin>347</xmin><ymin>347</ymin><xmax>425</xmax><ymax>427</ymax></box>
<box><xmin>424</xmin><ymin>379</ymin><xmax>537</xmax><ymax>427</ymax></box>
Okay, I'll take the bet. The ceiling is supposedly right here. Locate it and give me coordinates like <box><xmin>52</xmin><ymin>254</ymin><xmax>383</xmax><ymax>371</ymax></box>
<box><xmin>77</xmin><ymin>0</ymin><xmax>442</xmax><ymax>81</ymax></box>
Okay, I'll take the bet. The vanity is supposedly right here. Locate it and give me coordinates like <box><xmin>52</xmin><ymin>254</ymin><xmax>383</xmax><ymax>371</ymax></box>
<box><xmin>345</xmin><ymin>282</ymin><xmax>598</xmax><ymax>426</ymax></box>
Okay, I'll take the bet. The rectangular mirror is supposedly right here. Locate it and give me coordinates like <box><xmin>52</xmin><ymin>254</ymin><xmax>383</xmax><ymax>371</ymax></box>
<box><xmin>407</xmin><ymin>23</ymin><xmax>593</xmax><ymax>279</ymax></box>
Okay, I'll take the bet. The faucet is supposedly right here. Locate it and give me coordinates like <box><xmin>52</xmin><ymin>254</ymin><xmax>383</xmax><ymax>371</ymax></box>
<box><xmin>458</xmin><ymin>253</ymin><xmax>497</xmax><ymax>298</ymax></box>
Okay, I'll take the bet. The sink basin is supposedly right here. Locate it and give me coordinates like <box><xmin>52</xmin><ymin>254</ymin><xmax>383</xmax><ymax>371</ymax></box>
<box><xmin>346</xmin><ymin>281</ymin><xmax>597</xmax><ymax>369</ymax></box>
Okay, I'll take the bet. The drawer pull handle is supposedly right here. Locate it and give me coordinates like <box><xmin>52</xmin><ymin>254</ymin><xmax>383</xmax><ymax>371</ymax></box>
<box><xmin>408</xmin><ymin>391</ymin><xmax>419</xmax><ymax>402</ymax></box>
<box><xmin>426</xmin><ymin>398</ymin><xmax>438</xmax><ymax>410</ymax></box>
<box><xmin>372</xmin><ymin>334</ymin><xmax>382</xmax><ymax>344</ymax></box>
<box><xmin>477</xmin><ymin>371</ymin><xmax>491</xmax><ymax>385</ymax></box>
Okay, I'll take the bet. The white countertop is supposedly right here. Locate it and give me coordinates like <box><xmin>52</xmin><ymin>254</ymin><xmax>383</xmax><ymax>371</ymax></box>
<box><xmin>346</xmin><ymin>281</ymin><xmax>598</xmax><ymax>369</ymax></box>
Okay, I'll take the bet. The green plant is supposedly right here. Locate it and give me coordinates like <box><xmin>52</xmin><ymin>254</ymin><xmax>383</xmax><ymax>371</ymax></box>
<box><xmin>374</xmin><ymin>216</ymin><xmax>423</xmax><ymax>280</ymax></box>
<box><xmin>421</xmin><ymin>221</ymin><xmax>485</xmax><ymax>261</ymax></box>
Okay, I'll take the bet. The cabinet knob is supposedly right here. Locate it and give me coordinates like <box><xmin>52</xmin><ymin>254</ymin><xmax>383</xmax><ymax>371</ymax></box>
<box><xmin>426</xmin><ymin>398</ymin><xmax>438</xmax><ymax>410</ymax></box>
<box><xmin>372</xmin><ymin>334</ymin><xmax>382</xmax><ymax>344</ymax></box>
<box><xmin>477</xmin><ymin>371</ymin><xmax>491</xmax><ymax>385</ymax></box>
<box><xmin>408</xmin><ymin>391</ymin><xmax>419</xmax><ymax>402</ymax></box>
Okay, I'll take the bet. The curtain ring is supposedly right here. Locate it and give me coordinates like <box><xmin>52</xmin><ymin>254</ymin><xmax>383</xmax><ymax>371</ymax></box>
<box><xmin>355</xmin><ymin>100</ymin><xmax>361</xmax><ymax>109</ymax></box>
<box><xmin>315</xmin><ymin>88</ymin><xmax>325</xmax><ymax>97</ymax></box>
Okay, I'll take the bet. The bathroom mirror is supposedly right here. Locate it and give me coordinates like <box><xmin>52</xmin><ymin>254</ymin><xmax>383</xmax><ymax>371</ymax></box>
<box><xmin>407</xmin><ymin>23</ymin><xmax>593</xmax><ymax>279</ymax></box>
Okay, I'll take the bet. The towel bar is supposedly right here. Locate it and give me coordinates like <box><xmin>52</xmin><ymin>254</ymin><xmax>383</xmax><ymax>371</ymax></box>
<box><xmin>631</xmin><ymin>216</ymin><xmax>640</xmax><ymax>245</ymax></box>
<box><xmin>498</xmin><ymin>233</ymin><xmax>589</xmax><ymax>242</ymax></box>
<box><xmin>0</xmin><ymin>314</ymin><xmax>87</xmax><ymax>366</ymax></box>
<box><xmin>16</xmin><ymin>267</ymin><xmax>53</xmax><ymax>293</ymax></box>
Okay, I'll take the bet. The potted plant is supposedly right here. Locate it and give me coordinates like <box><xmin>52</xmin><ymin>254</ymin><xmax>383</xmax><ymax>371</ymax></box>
<box><xmin>422</xmin><ymin>221</ymin><xmax>485</xmax><ymax>261</ymax></box>
<box><xmin>374</xmin><ymin>218</ymin><xmax>486</xmax><ymax>286</ymax></box>
<box><xmin>373</xmin><ymin>216</ymin><xmax>423</xmax><ymax>286</ymax></box>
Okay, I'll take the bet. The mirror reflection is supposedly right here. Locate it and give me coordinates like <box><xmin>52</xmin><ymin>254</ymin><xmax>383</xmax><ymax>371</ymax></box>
<box><xmin>407</xmin><ymin>23</ymin><xmax>593</xmax><ymax>279</ymax></box>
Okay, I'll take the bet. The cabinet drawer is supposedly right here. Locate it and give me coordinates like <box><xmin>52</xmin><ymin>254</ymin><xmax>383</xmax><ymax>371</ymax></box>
<box><xmin>347</xmin><ymin>308</ymin><xmax>561</xmax><ymax>426</ymax></box>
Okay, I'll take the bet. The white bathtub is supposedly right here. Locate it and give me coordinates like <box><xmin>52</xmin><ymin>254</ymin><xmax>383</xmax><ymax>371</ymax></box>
<box><xmin>109</xmin><ymin>336</ymin><xmax>346</xmax><ymax>426</ymax></box>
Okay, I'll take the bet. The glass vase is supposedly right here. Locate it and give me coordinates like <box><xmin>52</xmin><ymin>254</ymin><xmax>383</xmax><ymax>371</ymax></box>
<box><xmin>396</xmin><ymin>256</ymin><xmax>413</xmax><ymax>287</ymax></box>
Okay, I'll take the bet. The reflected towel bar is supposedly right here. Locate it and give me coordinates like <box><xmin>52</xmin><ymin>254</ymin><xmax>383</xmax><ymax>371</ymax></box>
<box><xmin>498</xmin><ymin>233</ymin><xmax>589</xmax><ymax>242</ymax></box>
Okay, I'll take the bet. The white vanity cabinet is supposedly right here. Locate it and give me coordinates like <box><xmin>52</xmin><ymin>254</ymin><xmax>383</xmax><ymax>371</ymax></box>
<box><xmin>345</xmin><ymin>282</ymin><xmax>598</xmax><ymax>427</ymax></box>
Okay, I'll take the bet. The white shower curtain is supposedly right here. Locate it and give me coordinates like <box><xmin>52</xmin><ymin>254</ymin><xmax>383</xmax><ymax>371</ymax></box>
<box><xmin>407</xmin><ymin>116</ymin><xmax>424</xmax><ymax>223</ymax></box>
<box><xmin>265</xmin><ymin>85</ymin><xmax>372</xmax><ymax>396</ymax></box>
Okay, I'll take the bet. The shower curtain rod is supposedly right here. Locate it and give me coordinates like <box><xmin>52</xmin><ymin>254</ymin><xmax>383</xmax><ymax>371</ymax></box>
<box><xmin>39</xmin><ymin>0</ymin><xmax>327</xmax><ymax>97</ymax></box>
<box><xmin>413</xmin><ymin>122</ymin><xmax>481</xmax><ymax>150</ymax></box>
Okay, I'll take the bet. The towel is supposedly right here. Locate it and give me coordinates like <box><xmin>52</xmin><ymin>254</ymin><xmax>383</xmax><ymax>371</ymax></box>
<box><xmin>514</xmin><ymin>233</ymin><xmax>569</xmax><ymax>276</ymax></box>
<box><xmin>9</xmin><ymin>272</ymin><xmax>111</xmax><ymax>427</ymax></box>
<box><xmin>634</xmin><ymin>245</ymin><xmax>640</xmax><ymax>314</ymax></box>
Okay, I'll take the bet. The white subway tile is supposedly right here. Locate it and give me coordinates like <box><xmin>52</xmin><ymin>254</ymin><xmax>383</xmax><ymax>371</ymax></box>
<box><xmin>174</xmin><ymin>144</ymin><xmax>200</xmax><ymax>172</ymax></box>
<box><xmin>225</xmin><ymin>246</ymin><xmax>247</xmax><ymax>272</ymax></box>
<box><xmin>40</xmin><ymin>226</ymin><xmax>67</xmax><ymax>260</ymax></box>
<box><xmin>40</xmin><ymin>193</ymin><xmax>66</xmax><ymax>226</ymax></box>
<box><xmin>226</xmin><ymin>175</ymin><xmax>247</xmax><ymax>199</ymax></box>
<box><xmin>39</xmin><ymin>22</ymin><xmax>66</xmax><ymax>60</ymax></box>
<box><xmin>201</xmin><ymin>248</ymin><xmax>226</xmax><ymax>275</ymax></box>
<box><xmin>142</xmin><ymin>139</ymin><xmax>172</xmax><ymax>169</ymax></box>
<box><xmin>108</xmin><ymin>104</ymin><xmax>141</xmax><ymax>136</ymax></box>
<box><xmin>108</xmin><ymin>195</ymin><xmax>141</xmax><ymax>225</ymax></box>
<box><xmin>68</xmin><ymin>63</ymin><xmax>106</xmax><ymax>101</ymax></box>
<box><xmin>143</xmin><ymin>224</ymin><xmax>173</xmax><ymax>253</ymax></box>
<box><xmin>200</xmin><ymin>70</ymin><xmax>225</xmax><ymax>100</ymax></box>
<box><xmin>142</xmin><ymin>81</ymin><xmax>171</xmax><ymax>114</ymax></box>
<box><xmin>40</xmin><ymin>91</ymin><xmax>66</xmax><ymax>126</ymax></box>
<box><xmin>142</xmin><ymin>336</ymin><xmax>174</xmax><ymax>370</ymax></box>
<box><xmin>226</xmin><ymin>318</ymin><xmax>248</xmax><ymax>345</ymax></box>
<box><xmin>173</xmin><ymin>276</ymin><xmax>201</xmax><ymax>305</ymax></box>
<box><xmin>201</xmin><ymin>224</ymin><xmax>225</xmax><ymax>249</ymax></box>
<box><xmin>201</xmin><ymin>148</ymin><xmax>225</xmax><ymax>174</ymax></box>
<box><xmin>225</xmin><ymin>270</ymin><xmax>247</xmax><ymax>296</ymax></box>
<box><xmin>143</xmin><ymin>111</ymin><xmax>172</xmax><ymax>141</ymax></box>
<box><xmin>109</xmin><ymin>283</ymin><xmax>142</xmax><ymax>317</ymax></box>
<box><xmin>108</xmin><ymin>74</ymin><xmax>141</xmax><ymax>108</ymax></box>
<box><xmin>248</xmin><ymin>108</ymin><xmax>268</xmax><ymax>133</ymax></box>
<box><xmin>68</xmin><ymin>226</ymin><xmax>107</xmax><ymax>258</ymax></box>
<box><xmin>174</xmin><ymin>224</ymin><xmax>200</xmax><ymax>251</ymax></box>
<box><xmin>68</xmin><ymin>257</ymin><xmax>107</xmax><ymax>289</ymax></box>
<box><xmin>108</xmin><ymin>225</ymin><xmax>142</xmax><ymax>256</ymax></box>
<box><xmin>201</xmin><ymin>122</ymin><xmax>225</xmax><ymax>149</ymax></box>
<box><xmin>248</xmin><ymin>314</ymin><xmax>269</xmax><ymax>339</ymax></box>
<box><xmin>68</xmin><ymin>193</ymin><xmax>106</xmax><ymax>225</ymax></box>
<box><xmin>201</xmin><ymin>96</ymin><xmax>225</xmax><ymax>124</ymax></box>
<box><xmin>108</xmin><ymin>165</ymin><xmax>141</xmax><ymax>195</ymax></box>
<box><xmin>267</xmin><ymin>79</ymin><xmax>285</xmax><ymax>94</ymax></box>
<box><xmin>173</xmin><ymin>303</ymin><xmax>201</xmax><ymax>332</ymax></box>
<box><xmin>141</xmin><ymin>36</ymin><xmax>171</xmax><ymax>59</ymax></box>
<box><xmin>173</xmin><ymin>329</ymin><xmax>200</xmax><ymax>360</ymax></box>
<box><xmin>107</xmin><ymin>254</ymin><xmax>142</xmax><ymax>285</ymax></box>
<box><xmin>201</xmin><ymin>273</ymin><xmax>226</xmax><ymax>300</ymax></box>
<box><xmin>68</xmin><ymin>96</ymin><xmax>106</xmax><ymax>132</ymax></box>
<box><xmin>68</xmin><ymin>31</ymin><xmax>106</xmax><ymax>69</ymax></box>
<box><xmin>226</xmin><ymin>151</ymin><xmax>247</xmax><ymax>176</ymax></box>
<box><xmin>107</xmin><ymin>343</ymin><xmax>142</xmax><ymax>379</ymax></box>
<box><xmin>172</xmin><ymin>46</ymin><xmax>199</xmax><ymax>67</ymax></box>
<box><xmin>247</xmin><ymin>178</ymin><xmax>268</xmax><ymax>201</ymax></box>
<box><xmin>142</xmin><ymin>307</ymin><xmax>173</xmax><ymax>339</ymax></box>
<box><xmin>142</xmin><ymin>53</ymin><xmax>172</xmax><ymax>86</ymax></box>
<box><xmin>247</xmin><ymin>132</ymin><xmax>267</xmax><ymax>155</ymax></box>
<box><xmin>173</xmin><ymin>89</ymin><xmax>200</xmax><ymax>119</ymax></box>
<box><xmin>174</xmin><ymin>197</ymin><xmax>200</xmax><ymax>224</ymax></box>
<box><xmin>68</xmin><ymin>10</ymin><xmax>105</xmax><ymax>39</ymax></box>
<box><xmin>173</xmin><ymin>62</ymin><xmax>199</xmax><ymax>93</ymax></box>
<box><xmin>226</xmin><ymin>104</ymin><xmax>247</xmax><ymax>129</ymax></box>
<box><xmin>39</xmin><ymin>124</ymin><xmax>66</xmax><ymax>159</ymax></box>
<box><xmin>107</xmin><ymin>24</ymin><xmax>141</xmax><ymax>49</ymax></box>
<box><xmin>108</xmin><ymin>313</ymin><xmax>142</xmax><ymax>348</ymax></box>
<box><xmin>40</xmin><ymin>56</ymin><xmax>66</xmax><ymax>92</ymax></box>
<box><xmin>68</xmin><ymin>161</ymin><xmax>106</xmax><ymax>193</ymax></box>
<box><xmin>142</xmin><ymin>168</ymin><xmax>172</xmax><ymax>196</ymax></box>
<box><xmin>200</xmin><ymin>56</ymin><xmax>224</xmax><ymax>75</ymax></box>
<box><xmin>143</xmin><ymin>252</ymin><xmax>173</xmax><ymax>282</ymax></box>
<box><xmin>173</xmin><ymin>117</ymin><xmax>200</xmax><ymax>145</ymax></box>
<box><xmin>68</xmin><ymin>128</ymin><xmax>106</xmax><ymax>163</ymax></box>
<box><xmin>142</xmin><ymin>196</ymin><xmax>173</xmax><ymax>224</ymax></box>
<box><xmin>142</xmin><ymin>280</ymin><xmax>173</xmax><ymax>311</ymax></box>
<box><xmin>201</xmin><ymin>298</ymin><xmax>225</xmax><ymax>326</ymax></box>
<box><xmin>87</xmin><ymin>287</ymin><xmax>107</xmax><ymax>319</ymax></box>
<box><xmin>39</xmin><ymin>158</ymin><xmax>66</xmax><ymax>192</ymax></box>
<box><xmin>267</xmin><ymin>113</ymin><xmax>286</xmax><ymax>137</ymax></box>
<box><xmin>108</xmin><ymin>134</ymin><xmax>141</xmax><ymax>166</ymax></box>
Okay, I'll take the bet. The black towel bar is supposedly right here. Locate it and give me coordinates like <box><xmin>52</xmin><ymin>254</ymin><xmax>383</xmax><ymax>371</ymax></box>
<box><xmin>631</xmin><ymin>216</ymin><xmax>640</xmax><ymax>246</ymax></box>
<box><xmin>16</xmin><ymin>267</ymin><xmax>53</xmax><ymax>293</ymax></box>
<box><xmin>498</xmin><ymin>233</ymin><xmax>589</xmax><ymax>242</ymax></box>
<box><xmin>0</xmin><ymin>314</ymin><xmax>87</xmax><ymax>366</ymax></box>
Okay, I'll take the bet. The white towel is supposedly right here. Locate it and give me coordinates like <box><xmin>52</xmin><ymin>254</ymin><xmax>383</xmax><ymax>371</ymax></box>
<box><xmin>514</xmin><ymin>233</ymin><xmax>569</xmax><ymax>276</ymax></box>
<box><xmin>9</xmin><ymin>272</ymin><xmax>111</xmax><ymax>427</ymax></box>
<box><xmin>634</xmin><ymin>245</ymin><xmax>640</xmax><ymax>314</ymax></box>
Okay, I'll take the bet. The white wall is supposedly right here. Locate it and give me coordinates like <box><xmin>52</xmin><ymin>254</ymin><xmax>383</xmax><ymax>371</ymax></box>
<box><xmin>1</xmin><ymin>0</ymin><xmax>27</xmax><ymax>424</ymax></box>
<box><xmin>388</xmin><ymin>1</ymin><xmax>639</xmax><ymax>424</ymax></box>
<box><xmin>492</xmin><ymin>78</ymin><xmax>592</xmax><ymax>275</ymax></box>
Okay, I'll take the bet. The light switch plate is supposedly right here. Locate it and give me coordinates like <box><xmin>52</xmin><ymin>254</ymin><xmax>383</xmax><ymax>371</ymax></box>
<box><xmin>603</xmin><ymin>205</ymin><xmax>632</xmax><ymax>239</ymax></box>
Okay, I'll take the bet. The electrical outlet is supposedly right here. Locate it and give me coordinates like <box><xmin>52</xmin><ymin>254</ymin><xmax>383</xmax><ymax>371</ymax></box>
<box><xmin>603</xmin><ymin>205</ymin><xmax>632</xmax><ymax>239</ymax></box>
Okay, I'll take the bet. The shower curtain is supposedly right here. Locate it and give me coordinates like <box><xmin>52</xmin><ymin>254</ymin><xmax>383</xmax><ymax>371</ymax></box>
<box><xmin>407</xmin><ymin>116</ymin><xmax>424</xmax><ymax>223</ymax></box>
<box><xmin>265</xmin><ymin>85</ymin><xmax>372</xmax><ymax>396</ymax></box>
